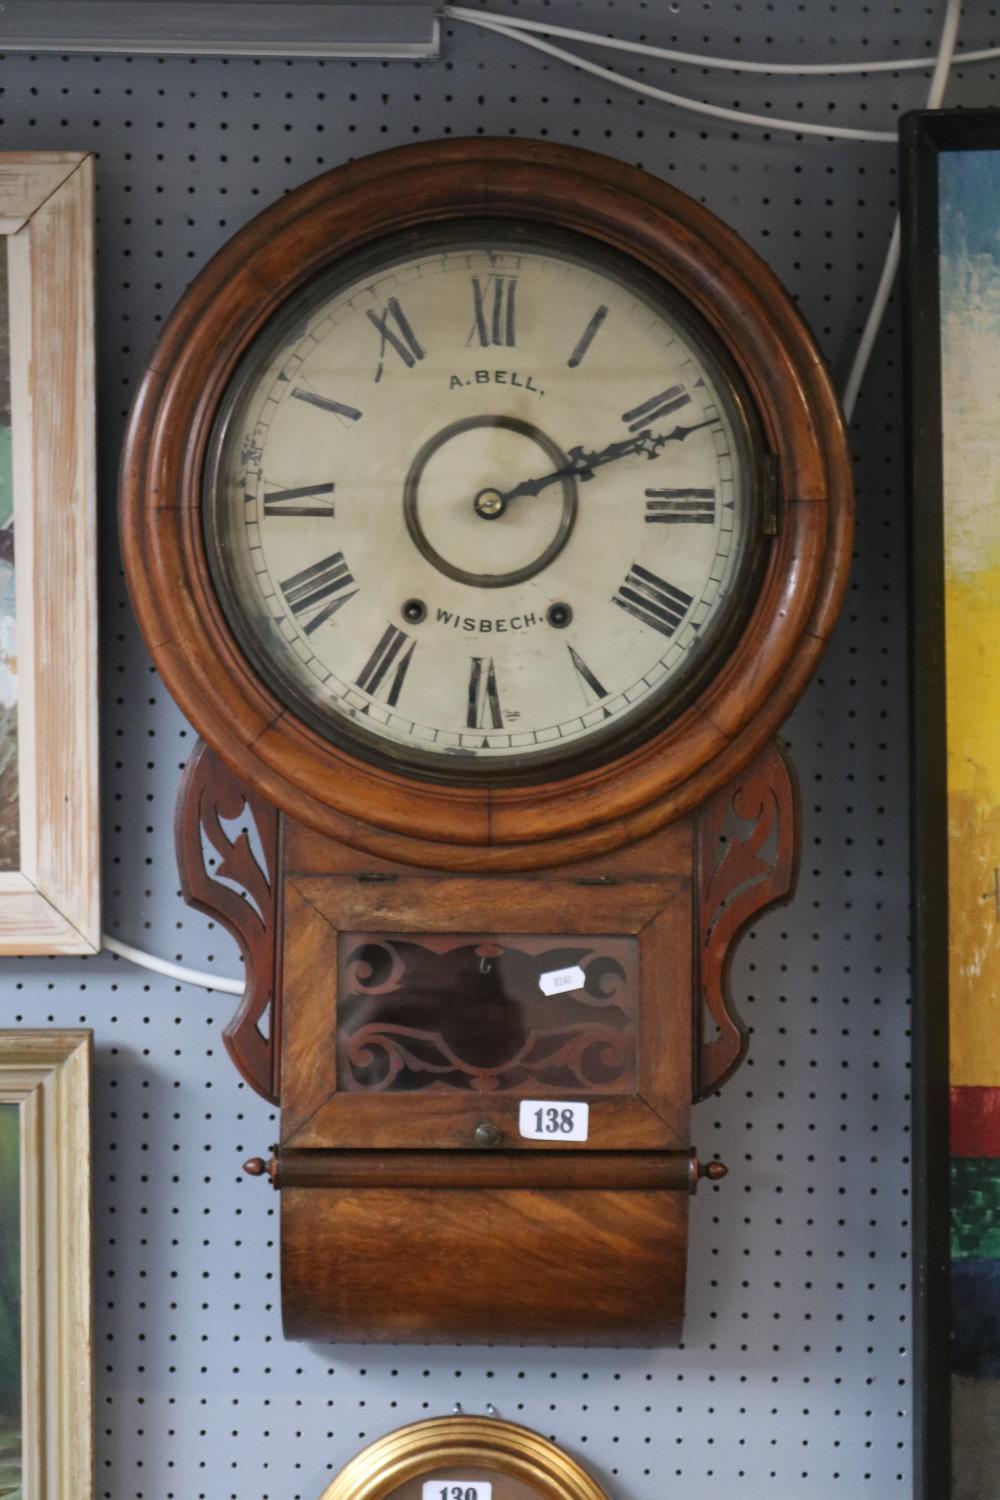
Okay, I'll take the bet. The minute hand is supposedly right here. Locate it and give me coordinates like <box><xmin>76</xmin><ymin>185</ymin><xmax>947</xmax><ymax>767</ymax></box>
<box><xmin>493</xmin><ymin>419</ymin><xmax>716</xmax><ymax>508</ymax></box>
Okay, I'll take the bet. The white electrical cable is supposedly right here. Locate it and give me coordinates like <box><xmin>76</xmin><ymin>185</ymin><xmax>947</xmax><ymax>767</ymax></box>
<box><xmin>102</xmin><ymin>932</ymin><xmax>245</xmax><ymax>994</ymax></box>
<box><xmin>447</xmin><ymin>5</ymin><xmax>997</xmax><ymax>78</ymax></box>
<box><xmin>448</xmin><ymin>9</ymin><xmax>897</xmax><ymax>141</ymax></box>
<box><xmin>841</xmin><ymin>219</ymin><xmax>901</xmax><ymax>424</ymax></box>
<box><xmin>841</xmin><ymin>0</ymin><xmax>962</xmax><ymax>420</ymax></box>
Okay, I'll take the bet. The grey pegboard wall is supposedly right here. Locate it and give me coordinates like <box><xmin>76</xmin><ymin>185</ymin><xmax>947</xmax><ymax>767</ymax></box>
<box><xmin>0</xmin><ymin>4</ymin><xmax>993</xmax><ymax>1497</ymax></box>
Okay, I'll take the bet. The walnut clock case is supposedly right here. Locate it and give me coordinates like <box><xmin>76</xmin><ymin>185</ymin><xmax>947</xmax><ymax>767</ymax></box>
<box><xmin>120</xmin><ymin>138</ymin><xmax>852</xmax><ymax>1346</ymax></box>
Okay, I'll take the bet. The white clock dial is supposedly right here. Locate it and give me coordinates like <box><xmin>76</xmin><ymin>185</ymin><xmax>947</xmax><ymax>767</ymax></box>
<box><xmin>205</xmin><ymin>224</ymin><xmax>764</xmax><ymax>779</ymax></box>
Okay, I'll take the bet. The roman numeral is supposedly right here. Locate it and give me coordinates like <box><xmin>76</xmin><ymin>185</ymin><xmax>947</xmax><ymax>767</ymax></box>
<box><xmin>469</xmin><ymin>275</ymin><xmax>517</xmax><ymax>347</ymax></box>
<box><xmin>355</xmin><ymin>624</ymin><xmax>415</xmax><ymax>707</ymax></box>
<box><xmin>567</xmin><ymin>304</ymin><xmax>608</xmax><ymax>368</ymax></box>
<box><xmin>613</xmin><ymin>563</ymin><xmax>693</xmax><ymax>639</ymax></box>
<box><xmin>568</xmin><ymin>644</ymin><xmax>609</xmax><ymax>702</ymax></box>
<box><xmin>291</xmin><ymin>388</ymin><xmax>363</xmax><ymax>421</ymax></box>
<box><xmin>621</xmin><ymin>385</ymin><xmax>691</xmax><ymax>432</ymax></box>
<box><xmin>367</xmin><ymin>298</ymin><xmax>425</xmax><ymax>380</ymax></box>
<box><xmin>644</xmin><ymin>487</ymin><xmax>716</xmax><ymax>524</ymax></box>
<box><xmin>467</xmin><ymin>656</ymin><xmax>503</xmax><ymax>730</ymax></box>
<box><xmin>280</xmin><ymin>552</ymin><xmax>357</xmax><ymax>635</ymax></box>
<box><xmin>262</xmin><ymin>482</ymin><xmax>335</xmax><ymax>518</ymax></box>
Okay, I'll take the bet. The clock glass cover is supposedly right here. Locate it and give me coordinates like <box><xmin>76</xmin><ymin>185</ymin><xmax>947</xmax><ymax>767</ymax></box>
<box><xmin>205</xmin><ymin>223</ymin><xmax>766</xmax><ymax>782</ymax></box>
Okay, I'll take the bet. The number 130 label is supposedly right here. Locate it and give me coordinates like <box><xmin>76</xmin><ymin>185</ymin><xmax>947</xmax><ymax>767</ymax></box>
<box><xmin>422</xmin><ymin>1484</ymin><xmax>492</xmax><ymax>1499</ymax></box>
<box><xmin>519</xmin><ymin>1100</ymin><xmax>589</xmax><ymax>1141</ymax></box>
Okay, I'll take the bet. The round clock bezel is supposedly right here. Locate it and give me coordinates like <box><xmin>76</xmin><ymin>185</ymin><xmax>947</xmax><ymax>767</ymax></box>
<box><xmin>317</xmin><ymin>1414</ymin><xmax>608</xmax><ymax>1500</ymax></box>
<box><xmin>200</xmin><ymin>217</ymin><xmax>770</xmax><ymax>787</ymax></box>
<box><xmin>120</xmin><ymin>137</ymin><xmax>853</xmax><ymax>869</ymax></box>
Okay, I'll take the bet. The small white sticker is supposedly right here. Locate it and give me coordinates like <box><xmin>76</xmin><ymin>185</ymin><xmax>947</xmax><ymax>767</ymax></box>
<box><xmin>519</xmin><ymin>1099</ymin><xmax>589</xmax><ymax>1142</ymax></box>
<box><xmin>538</xmin><ymin>964</ymin><xmax>585</xmax><ymax>996</ymax></box>
<box><xmin>422</xmin><ymin>1484</ymin><xmax>492</xmax><ymax>1500</ymax></box>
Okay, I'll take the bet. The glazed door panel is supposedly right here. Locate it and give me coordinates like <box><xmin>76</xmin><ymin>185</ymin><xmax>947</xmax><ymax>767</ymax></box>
<box><xmin>280</xmin><ymin>869</ymin><xmax>693</xmax><ymax>1150</ymax></box>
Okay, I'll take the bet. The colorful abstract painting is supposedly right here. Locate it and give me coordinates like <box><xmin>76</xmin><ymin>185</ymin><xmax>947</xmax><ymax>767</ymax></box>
<box><xmin>0</xmin><ymin>1104</ymin><xmax>20</xmax><ymax>1499</ymax></box>
<box><xmin>0</xmin><ymin>241</ymin><xmax>17</xmax><ymax>872</ymax></box>
<box><xmin>939</xmin><ymin>147</ymin><xmax>1000</xmax><ymax>1496</ymax></box>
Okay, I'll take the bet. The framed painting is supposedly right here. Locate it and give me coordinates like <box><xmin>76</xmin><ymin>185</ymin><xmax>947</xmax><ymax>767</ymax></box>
<box><xmin>0</xmin><ymin>153</ymin><xmax>98</xmax><ymax>954</ymax></box>
<box><xmin>903</xmin><ymin>109</ymin><xmax>1000</xmax><ymax>1499</ymax></box>
<box><xmin>0</xmin><ymin>1031</ymin><xmax>92</xmax><ymax>1500</ymax></box>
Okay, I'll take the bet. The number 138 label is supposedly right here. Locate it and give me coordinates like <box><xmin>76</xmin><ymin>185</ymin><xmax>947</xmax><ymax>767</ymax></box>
<box><xmin>519</xmin><ymin>1100</ymin><xmax>589</xmax><ymax>1141</ymax></box>
<box><xmin>422</xmin><ymin>1484</ymin><xmax>492</xmax><ymax>1500</ymax></box>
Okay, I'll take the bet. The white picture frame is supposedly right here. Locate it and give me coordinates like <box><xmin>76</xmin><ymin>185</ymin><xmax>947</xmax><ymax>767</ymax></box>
<box><xmin>0</xmin><ymin>153</ymin><xmax>98</xmax><ymax>953</ymax></box>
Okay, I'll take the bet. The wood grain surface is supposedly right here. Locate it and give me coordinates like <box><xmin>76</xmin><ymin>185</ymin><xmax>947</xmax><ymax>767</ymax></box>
<box><xmin>281</xmin><ymin>1183</ymin><xmax>688</xmax><ymax>1345</ymax></box>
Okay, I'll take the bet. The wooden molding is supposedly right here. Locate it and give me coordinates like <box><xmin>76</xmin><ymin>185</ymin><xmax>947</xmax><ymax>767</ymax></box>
<box><xmin>121</xmin><ymin>137</ymin><xmax>852</xmax><ymax>871</ymax></box>
<box><xmin>0</xmin><ymin>1030</ymin><xmax>92</xmax><ymax>1500</ymax></box>
<box><xmin>277</xmin><ymin>813</ymin><xmax>695</xmax><ymax>1153</ymax></box>
<box><xmin>0</xmin><ymin>152</ymin><xmax>99</xmax><ymax>951</ymax></box>
<box><xmin>175</xmin><ymin>740</ymin><xmax>281</xmax><ymax>1102</ymax></box>
<box><xmin>0</xmin><ymin>153</ymin><xmax>89</xmax><ymax>234</ymax></box>
<box><xmin>695</xmin><ymin>740</ymin><xmax>797</xmax><ymax>1098</ymax></box>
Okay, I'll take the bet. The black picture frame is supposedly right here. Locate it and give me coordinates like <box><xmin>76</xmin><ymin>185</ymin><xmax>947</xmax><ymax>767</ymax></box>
<box><xmin>902</xmin><ymin>106</ymin><xmax>1000</xmax><ymax>1500</ymax></box>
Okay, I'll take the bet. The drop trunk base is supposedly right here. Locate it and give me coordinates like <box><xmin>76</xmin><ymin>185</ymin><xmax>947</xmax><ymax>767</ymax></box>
<box><xmin>281</xmin><ymin>1185</ymin><xmax>688</xmax><ymax>1345</ymax></box>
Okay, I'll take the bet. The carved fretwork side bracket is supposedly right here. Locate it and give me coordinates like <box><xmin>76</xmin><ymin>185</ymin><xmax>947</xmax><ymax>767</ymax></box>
<box><xmin>176</xmin><ymin>740</ymin><xmax>281</xmax><ymax>1103</ymax></box>
<box><xmin>695</xmin><ymin>741</ymin><xmax>797</xmax><ymax>1101</ymax></box>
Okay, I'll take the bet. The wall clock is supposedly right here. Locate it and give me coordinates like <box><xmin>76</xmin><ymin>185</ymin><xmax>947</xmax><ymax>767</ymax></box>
<box><xmin>120</xmin><ymin>137</ymin><xmax>852</xmax><ymax>1345</ymax></box>
<box><xmin>316</xmin><ymin>1415</ymin><xmax>608</xmax><ymax>1500</ymax></box>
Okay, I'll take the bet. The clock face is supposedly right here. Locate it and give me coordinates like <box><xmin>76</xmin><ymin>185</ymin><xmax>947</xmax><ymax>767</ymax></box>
<box><xmin>205</xmin><ymin>223</ymin><xmax>766</xmax><ymax>782</ymax></box>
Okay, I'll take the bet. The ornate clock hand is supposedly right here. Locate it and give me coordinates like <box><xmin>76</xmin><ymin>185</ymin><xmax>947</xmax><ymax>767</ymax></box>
<box><xmin>473</xmin><ymin>419</ymin><xmax>716</xmax><ymax>518</ymax></box>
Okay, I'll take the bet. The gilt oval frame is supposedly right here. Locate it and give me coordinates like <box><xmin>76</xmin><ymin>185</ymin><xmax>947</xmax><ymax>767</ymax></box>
<box><xmin>317</xmin><ymin>1416</ymin><xmax>609</xmax><ymax>1500</ymax></box>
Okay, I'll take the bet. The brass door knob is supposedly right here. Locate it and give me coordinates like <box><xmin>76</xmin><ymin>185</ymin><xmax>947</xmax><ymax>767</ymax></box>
<box><xmin>474</xmin><ymin>1122</ymin><xmax>503</xmax><ymax>1148</ymax></box>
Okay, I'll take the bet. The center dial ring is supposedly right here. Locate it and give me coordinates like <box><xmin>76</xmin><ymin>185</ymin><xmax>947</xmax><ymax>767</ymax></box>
<box><xmin>403</xmin><ymin>415</ymin><xmax>577</xmax><ymax>589</ymax></box>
